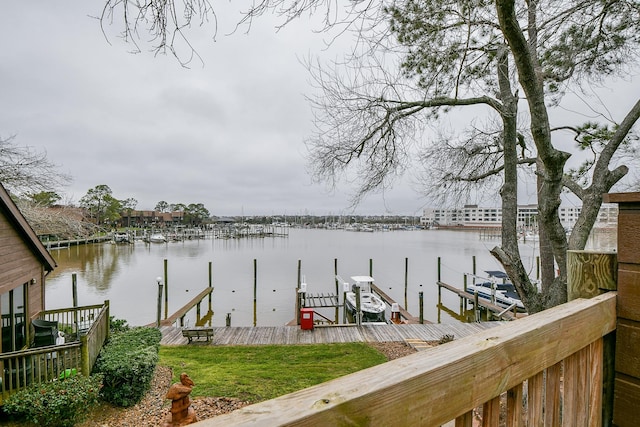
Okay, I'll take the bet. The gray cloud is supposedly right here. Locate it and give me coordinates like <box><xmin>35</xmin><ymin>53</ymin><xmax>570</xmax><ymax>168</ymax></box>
<box><xmin>2</xmin><ymin>1</ymin><xmax>427</xmax><ymax>216</ymax></box>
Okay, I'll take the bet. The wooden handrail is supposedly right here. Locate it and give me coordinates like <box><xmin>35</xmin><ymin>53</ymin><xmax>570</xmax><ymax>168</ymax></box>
<box><xmin>311</xmin><ymin>310</ymin><xmax>335</xmax><ymax>324</ymax></box>
<box><xmin>160</xmin><ymin>288</ymin><xmax>213</xmax><ymax>327</ymax></box>
<box><xmin>193</xmin><ymin>292</ymin><xmax>617</xmax><ymax>426</ymax></box>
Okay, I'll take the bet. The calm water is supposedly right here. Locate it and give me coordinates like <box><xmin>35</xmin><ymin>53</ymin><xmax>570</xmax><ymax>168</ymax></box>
<box><xmin>44</xmin><ymin>228</ymin><xmax>615</xmax><ymax>327</ymax></box>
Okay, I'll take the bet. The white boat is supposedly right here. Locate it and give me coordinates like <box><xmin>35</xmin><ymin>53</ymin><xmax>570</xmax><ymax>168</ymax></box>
<box><xmin>466</xmin><ymin>271</ymin><xmax>525</xmax><ymax>312</ymax></box>
<box><xmin>112</xmin><ymin>232</ymin><xmax>131</xmax><ymax>244</ymax></box>
<box><xmin>343</xmin><ymin>275</ymin><xmax>387</xmax><ymax>323</ymax></box>
<box><xmin>148</xmin><ymin>234</ymin><xmax>167</xmax><ymax>243</ymax></box>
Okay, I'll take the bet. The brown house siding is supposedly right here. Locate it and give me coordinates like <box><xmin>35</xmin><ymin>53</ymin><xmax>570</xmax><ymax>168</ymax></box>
<box><xmin>0</xmin><ymin>184</ymin><xmax>56</xmax><ymax>324</ymax></box>
<box><xmin>604</xmin><ymin>192</ymin><xmax>640</xmax><ymax>426</ymax></box>
<box><xmin>0</xmin><ymin>208</ymin><xmax>45</xmax><ymax>318</ymax></box>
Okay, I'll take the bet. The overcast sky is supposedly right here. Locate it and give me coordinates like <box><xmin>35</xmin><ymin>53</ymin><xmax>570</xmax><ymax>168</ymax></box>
<box><xmin>0</xmin><ymin>1</ymin><xmax>426</xmax><ymax>217</ymax></box>
<box><xmin>1</xmin><ymin>2</ymin><xmax>637</xmax><ymax>217</ymax></box>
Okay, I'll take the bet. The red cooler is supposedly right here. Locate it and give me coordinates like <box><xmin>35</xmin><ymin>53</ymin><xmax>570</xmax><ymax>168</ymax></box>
<box><xmin>300</xmin><ymin>308</ymin><xmax>314</xmax><ymax>330</ymax></box>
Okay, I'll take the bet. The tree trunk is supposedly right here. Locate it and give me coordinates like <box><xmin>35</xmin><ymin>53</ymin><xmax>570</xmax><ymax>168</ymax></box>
<box><xmin>490</xmin><ymin>45</ymin><xmax>543</xmax><ymax>312</ymax></box>
<box><xmin>496</xmin><ymin>0</ymin><xmax>570</xmax><ymax>308</ymax></box>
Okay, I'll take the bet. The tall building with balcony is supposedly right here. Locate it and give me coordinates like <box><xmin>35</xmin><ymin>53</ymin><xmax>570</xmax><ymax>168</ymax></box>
<box><xmin>421</xmin><ymin>204</ymin><xmax>617</xmax><ymax>228</ymax></box>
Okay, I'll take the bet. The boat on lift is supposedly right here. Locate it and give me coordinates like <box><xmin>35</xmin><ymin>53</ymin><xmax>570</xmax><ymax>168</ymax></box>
<box><xmin>465</xmin><ymin>270</ymin><xmax>526</xmax><ymax>312</ymax></box>
<box><xmin>343</xmin><ymin>275</ymin><xmax>387</xmax><ymax>323</ymax></box>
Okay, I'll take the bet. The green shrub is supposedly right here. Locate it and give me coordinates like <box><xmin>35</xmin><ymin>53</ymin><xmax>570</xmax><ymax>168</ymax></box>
<box><xmin>2</xmin><ymin>374</ymin><xmax>102</xmax><ymax>427</ymax></box>
<box><xmin>109</xmin><ymin>316</ymin><xmax>130</xmax><ymax>334</ymax></box>
<box><xmin>93</xmin><ymin>327</ymin><xmax>161</xmax><ymax>407</ymax></box>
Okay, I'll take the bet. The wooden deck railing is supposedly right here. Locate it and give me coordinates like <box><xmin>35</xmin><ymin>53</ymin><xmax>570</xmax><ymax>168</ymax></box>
<box><xmin>194</xmin><ymin>292</ymin><xmax>617</xmax><ymax>426</ymax></box>
<box><xmin>39</xmin><ymin>302</ymin><xmax>108</xmax><ymax>338</ymax></box>
<box><xmin>0</xmin><ymin>302</ymin><xmax>110</xmax><ymax>405</ymax></box>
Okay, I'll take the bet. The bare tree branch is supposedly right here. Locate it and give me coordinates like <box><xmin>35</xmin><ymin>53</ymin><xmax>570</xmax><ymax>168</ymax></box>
<box><xmin>0</xmin><ymin>135</ymin><xmax>72</xmax><ymax>196</ymax></box>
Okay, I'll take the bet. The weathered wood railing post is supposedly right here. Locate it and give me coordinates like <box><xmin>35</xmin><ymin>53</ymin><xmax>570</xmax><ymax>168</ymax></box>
<box><xmin>567</xmin><ymin>249</ymin><xmax>617</xmax><ymax>427</ymax></box>
<box><xmin>80</xmin><ymin>334</ymin><xmax>90</xmax><ymax>375</ymax></box>
<box><xmin>604</xmin><ymin>191</ymin><xmax>640</xmax><ymax>427</ymax></box>
<box><xmin>72</xmin><ymin>273</ymin><xmax>78</xmax><ymax>334</ymax></box>
<box><xmin>567</xmin><ymin>251</ymin><xmax>617</xmax><ymax>301</ymax></box>
<box><xmin>104</xmin><ymin>300</ymin><xmax>110</xmax><ymax>342</ymax></box>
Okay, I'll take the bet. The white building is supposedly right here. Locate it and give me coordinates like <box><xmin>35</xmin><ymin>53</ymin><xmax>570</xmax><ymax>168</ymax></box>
<box><xmin>421</xmin><ymin>204</ymin><xmax>617</xmax><ymax>228</ymax></box>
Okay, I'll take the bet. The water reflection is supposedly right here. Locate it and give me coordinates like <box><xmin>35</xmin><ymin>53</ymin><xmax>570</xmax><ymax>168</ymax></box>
<box><xmin>44</xmin><ymin>228</ymin><xmax>615</xmax><ymax>327</ymax></box>
<box><xmin>50</xmin><ymin>243</ymin><xmax>137</xmax><ymax>293</ymax></box>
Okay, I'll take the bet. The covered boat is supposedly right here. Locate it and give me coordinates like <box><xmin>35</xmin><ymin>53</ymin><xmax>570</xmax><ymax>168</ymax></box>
<box><xmin>466</xmin><ymin>270</ymin><xmax>525</xmax><ymax>312</ymax></box>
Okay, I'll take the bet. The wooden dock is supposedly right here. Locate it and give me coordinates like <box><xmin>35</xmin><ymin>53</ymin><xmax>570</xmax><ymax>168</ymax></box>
<box><xmin>45</xmin><ymin>235</ymin><xmax>112</xmax><ymax>249</ymax></box>
<box><xmin>159</xmin><ymin>322</ymin><xmax>501</xmax><ymax>346</ymax></box>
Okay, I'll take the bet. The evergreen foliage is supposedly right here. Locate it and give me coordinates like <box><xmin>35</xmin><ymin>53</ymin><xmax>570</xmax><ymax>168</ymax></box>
<box><xmin>2</xmin><ymin>374</ymin><xmax>103</xmax><ymax>427</ymax></box>
<box><xmin>92</xmin><ymin>327</ymin><xmax>161</xmax><ymax>407</ymax></box>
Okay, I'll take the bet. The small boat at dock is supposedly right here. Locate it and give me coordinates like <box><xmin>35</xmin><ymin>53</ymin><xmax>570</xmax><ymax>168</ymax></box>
<box><xmin>465</xmin><ymin>271</ymin><xmax>525</xmax><ymax>312</ymax></box>
<box><xmin>112</xmin><ymin>232</ymin><xmax>132</xmax><ymax>244</ymax></box>
<box><xmin>147</xmin><ymin>234</ymin><xmax>167</xmax><ymax>243</ymax></box>
<box><xmin>343</xmin><ymin>275</ymin><xmax>387</xmax><ymax>323</ymax></box>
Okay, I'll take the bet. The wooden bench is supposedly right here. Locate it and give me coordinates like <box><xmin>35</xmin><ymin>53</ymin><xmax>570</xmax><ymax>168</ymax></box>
<box><xmin>181</xmin><ymin>327</ymin><xmax>214</xmax><ymax>343</ymax></box>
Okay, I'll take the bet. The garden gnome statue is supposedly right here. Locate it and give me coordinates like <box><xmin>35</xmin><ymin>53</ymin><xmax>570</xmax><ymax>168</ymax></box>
<box><xmin>163</xmin><ymin>372</ymin><xmax>197</xmax><ymax>426</ymax></box>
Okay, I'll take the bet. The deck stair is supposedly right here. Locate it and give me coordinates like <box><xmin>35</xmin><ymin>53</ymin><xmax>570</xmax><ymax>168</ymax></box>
<box><xmin>404</xmin><ymin>338</ymin><xmax>437</xmax><ymax>351</ymax></box>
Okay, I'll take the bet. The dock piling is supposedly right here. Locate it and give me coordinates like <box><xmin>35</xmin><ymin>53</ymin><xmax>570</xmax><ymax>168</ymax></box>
<box><xmin>208</xmin><ymin>261</ymin><xmax>213</xmax><ymax>313</ymax></box>
<box><xmin>156</xmin><ymin>277</ymin><xmax>164</xmax><ymax>328</ymax></box>
<box><xmin>253</xmin><ymin>259</ymin><xmax>257</xmax><ymax>327</ymax></box>
<box><xmin>404</xmin><ymin>258</ymin><xmax>408</xmax><ymax>310</ymax></box>
<box><xmin>334</xmin><ymin>259</ymin><xmax>339</xmax><ymax>324</ymax></box>
<box><xmin>355</xmin><ymin>285</ymin><xmax>362</xmax><ymax>326</ymax></box>
<box><xmin>164</xmin><ymin>259</ymin><xmax>168</xmax><ymax>319</ymax></box>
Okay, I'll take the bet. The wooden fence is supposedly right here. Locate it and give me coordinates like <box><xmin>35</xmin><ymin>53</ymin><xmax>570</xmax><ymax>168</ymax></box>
<box><xmin>0</xmin><ymin>302</ymin><xmax>109</xmax><ymax>405</ymax></box>
<box><xmin>193</xmin><ymin>292</ymin><xmax>616</xmax><ymax>426</ymax></box>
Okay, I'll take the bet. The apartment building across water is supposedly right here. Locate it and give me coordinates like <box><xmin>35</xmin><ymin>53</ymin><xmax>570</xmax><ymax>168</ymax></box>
<box><xmin>420</xmin><ymin>204</ymin><xmax>618</xmax><ymax>229</ymax></box>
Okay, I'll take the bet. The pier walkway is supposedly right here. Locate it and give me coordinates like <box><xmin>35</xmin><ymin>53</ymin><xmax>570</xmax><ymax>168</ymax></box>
<box><xmin>160</xmin><ymin>322</ymin><xmax>501</xmax><ymax>346</ymax></box>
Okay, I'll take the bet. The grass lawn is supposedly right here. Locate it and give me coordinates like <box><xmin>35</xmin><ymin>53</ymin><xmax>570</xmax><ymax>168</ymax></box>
<box><xmin>159</xmin><ymin>343</ymin><xmax>388</xmax><ymax>403</ymax></box>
